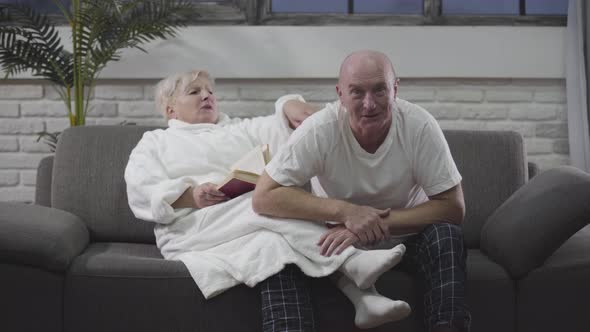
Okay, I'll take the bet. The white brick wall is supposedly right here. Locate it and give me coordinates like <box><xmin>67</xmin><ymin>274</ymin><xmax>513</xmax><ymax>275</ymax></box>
<box><xmin>0</xmin><ymin>78</ymin><xmax>569</xmax><ymax>202</ymax></box>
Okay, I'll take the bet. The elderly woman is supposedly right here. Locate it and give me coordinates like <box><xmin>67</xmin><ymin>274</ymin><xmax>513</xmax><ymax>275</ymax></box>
<box><xmin>124</xmin><ymin>70</ymin><xmax>410</xmax><ymax>331</ymax></box>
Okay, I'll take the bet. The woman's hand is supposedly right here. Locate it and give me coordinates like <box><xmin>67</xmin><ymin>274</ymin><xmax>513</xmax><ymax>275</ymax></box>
<box><xmin>172</xmin><ymin>183</ymin><xmax>228</xmax><ymax>209</ymax></box>
<box><xmin>283</xmin><ymin>99</ymin><xmax>319</xmax><ymax>129</ymax></box>
<box><xmin>192</xmin><ymin>183</ymin><xmax>229</xmax><ymax>208</ymax></box>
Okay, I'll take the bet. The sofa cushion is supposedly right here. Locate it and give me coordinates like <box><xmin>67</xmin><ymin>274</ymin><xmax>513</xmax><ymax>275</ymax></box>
<box><xmin>517</xmin><ymin>231</ymin><xmax>590</xmax><ymax>332</ymax></box>
<box><xmin>64</xmin><ymin>242</ymin><xmax>352</xmax><ymax>332</ymax></box>
<box><xmin>481</xmin><ymin>166</ymin><xmax>590</xmax><ymax>279</ymax></box>
<box><xmin>52</xmin><ymin>126</ymin><xmax>159</xmax><ymax>243</ymax></box>
<box><xmin>65</xmin><ymin>242</ymin><xmax>209</xmax><ymax>332</ymax></box>
<box><xmin>64</xmin><ymin>242</ymin><xmax>425</xmax><ymax>332</ymax></box>
<box><xmin>67</xmin><ymin>242</ymin><xmax>185</xmax><ymax>277</ymax></box>
<box><xmin>465</xmin><ymin>249</ymin><xmax>515</xmax><ymax>332</ymax></box>
<box><xmin>376</xmin><ymin>250</ymin><xmax>517</xmax><ymax>332</ymax></box>
<box><xmin>374</xmin><ymin>267</ymin><xmax>424</xmax><ymax>331</ymax></box>
<box><xmin>1</xmin><ymin>264</ymin><xmax>63</xmax><ymax>332</ymax></box>
<box><xmin>64</xmin><ymin>242</ymin><xmax>518</xmax><ymax>332</ymax></box>
<box><xmin>444</xmin><ymin>130</ymin><xmax>526</xmax><ymax>248</ymax></box>
<box><xmin>371</xmin><ymin>249</ymin><xmax>518</xmax><ymax>332</ymax></box>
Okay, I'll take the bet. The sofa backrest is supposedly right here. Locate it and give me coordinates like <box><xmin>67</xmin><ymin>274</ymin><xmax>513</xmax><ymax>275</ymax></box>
<box><xmin>50</xmin><ymin>126</ymin><xmax>526</xmax><ymax>246</ymax></box>
<box><xmin>444</xmin><ymin>130</ymin><xmax>526</xmax><ymax>248</ymax></box>
<box><xmin>52</xmin><ymin>126</ymin><xmax>160</xmax><ymax>243</ymax></box>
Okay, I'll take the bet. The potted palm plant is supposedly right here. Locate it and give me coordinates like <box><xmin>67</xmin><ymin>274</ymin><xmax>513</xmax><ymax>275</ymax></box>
<box><xmin>0</xmin><ymin>0</ymin><xmax>196</xmax><ymax>148</ymax></box>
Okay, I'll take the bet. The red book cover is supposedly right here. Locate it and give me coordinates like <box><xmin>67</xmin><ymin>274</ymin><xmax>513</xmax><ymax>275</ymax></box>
<box><xmin>217</xmin><ymin>178</ymin><xmax>256</xmax><ymax>199</ymax></box>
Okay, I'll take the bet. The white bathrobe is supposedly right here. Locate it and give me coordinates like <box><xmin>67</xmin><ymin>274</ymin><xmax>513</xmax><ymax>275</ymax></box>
<box><xmin>125</xmin><ymin>113</ymin><xmax>355</xmax><ymax>299</ymax></box>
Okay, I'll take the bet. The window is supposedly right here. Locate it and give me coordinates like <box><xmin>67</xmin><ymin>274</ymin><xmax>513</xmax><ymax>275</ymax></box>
<box><xmin>443</xmin><ymin>0</ymin><xmax>519</xmax><ymax>15</ymax></box>
<box><xmin>272</xmin><ymin>0</ymin><xmax>423</xmax><ymax>14</ymax></box>
<box><xmin>442</xmin><ymin>0</ymin><xmax>568</xmax><ymax>15</ymax></box>
<box><xmin>525</xmin><ymin>0</ymin><xmax>568</xmax><ymax>15</ymax></box>
<box><xmin>0</xmin><ymin>0</ymin><xmax>569</xmax><ymax>26</ymax></box>
<box><xmin>0</xmin><ymin>0</ymin><xmax>70</xmax><ymax>13</ymax></box>
<box><xmin>0</xmin><ymin>0</ymin><xmax>250</xmax><ymax>25</ymax></box>
<box><xmin>265</xmin><ymin>0</ymin><xmax>567</xmax><ymax>25</ymax></box>
<box><xmin>354</xmin><ymin>0</ymin><xmax>423</xmax><ymax>15</ymax></box>
<box><xmin>271</xmin><ymin>0</ymin><xmax>348</xmax><ymax>14</ymax></box>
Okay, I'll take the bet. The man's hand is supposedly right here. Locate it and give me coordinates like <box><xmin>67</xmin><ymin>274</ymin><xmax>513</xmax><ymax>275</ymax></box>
<box><xmin>192</xmin><ymin>183</ymin><xmax>228</xmax><ymax>208</ymax></box>
<box><xmin>317</xmin><ymin>225</ymin><xmax>359</xmax><ymax>256</ymax></box>
<box><xmin>283</xmin><ymin>99</ymin><xmax>319</xmax><ymax>129</ymax></box>
<box><xmin>341</xmin><ymin>205</ymin><xmax>390</xmax><ymax>245</ymax></box>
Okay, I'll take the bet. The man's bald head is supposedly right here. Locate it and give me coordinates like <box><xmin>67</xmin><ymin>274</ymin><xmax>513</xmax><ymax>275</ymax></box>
<box><xmin>338</xmin><ymin>50</ymin><xmax>397</xmax><ymax>86</ymax></box>
<box><xmin>335</xmin><ymin>50</ymin><xmax>399</xmax><ymax>151</ymax></box>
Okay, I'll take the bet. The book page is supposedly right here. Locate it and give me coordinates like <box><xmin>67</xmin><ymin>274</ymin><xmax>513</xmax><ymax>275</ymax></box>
<box><xmin>230</xmin><ymin>144</ymin><xmax>269</xmax><ymax>175</ymax></box>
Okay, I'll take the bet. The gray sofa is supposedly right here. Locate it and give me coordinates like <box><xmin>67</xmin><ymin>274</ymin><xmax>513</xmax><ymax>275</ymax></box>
<box><xmin>1</xmin><ymin>125</ymin><xmax>589</xmax><ymax>332</ymax></box>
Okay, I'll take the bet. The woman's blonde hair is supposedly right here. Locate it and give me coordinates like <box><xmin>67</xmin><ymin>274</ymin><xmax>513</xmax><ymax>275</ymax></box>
<box><xmin>154</xmin><ymin>70</ymin><xmax>213</xmax><ymax>118</ymax></box>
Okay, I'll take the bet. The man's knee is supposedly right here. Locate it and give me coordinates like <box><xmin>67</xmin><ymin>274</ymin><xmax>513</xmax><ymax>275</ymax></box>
<box><xmin>422</xmin><ymin>223</ymin><xmax>465</xmax><ymax>255</ymax></box>
<box><xmin>423</xmin><ymin>222</ymin><xmax>463</xmax><ymax>238</ymax></box>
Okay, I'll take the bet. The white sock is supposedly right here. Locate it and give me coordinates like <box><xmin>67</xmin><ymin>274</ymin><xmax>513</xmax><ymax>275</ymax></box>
<box><xmin>335</xmin><ymin>275</ymin><xmax>411</xmax><ymax>329</ymax></box>
<box><xmin>339</xmin><ymin>243</ymin><xmax>406</xmax><ymax>289</ymax></box>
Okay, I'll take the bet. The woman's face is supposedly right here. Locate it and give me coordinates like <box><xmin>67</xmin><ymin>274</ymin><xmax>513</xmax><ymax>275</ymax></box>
<box><xmin>167</xmin><ymin>77</ymin><xmax>218</xmax><ymax>124</ymax></box>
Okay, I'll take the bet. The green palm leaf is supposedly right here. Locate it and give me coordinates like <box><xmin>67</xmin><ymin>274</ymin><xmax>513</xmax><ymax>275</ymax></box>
<box><xmin>0</xmin><ymin>4</ymin><xmax>72</xmax><ymax>86</ymax></box>
<box><xmin>0</xmin><ymin>0</ymin><xmax>197</xmax><ymax>128</ymax></box>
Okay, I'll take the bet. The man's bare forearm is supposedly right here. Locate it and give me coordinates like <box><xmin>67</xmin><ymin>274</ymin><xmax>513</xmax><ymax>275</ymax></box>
<box><xmin>384</xmin><ymin>185</ymin><xmax>465</xmax><ymax>235</ymax></box>
<box><xmin>253</xmin><ymin>186</ymin><xmax>351</xmax><ymax>222</ymax></box>
<box><xmin>253</xmin><ymin>175</ymin><xmax>352</xmax><ymax>223</ymax></box>
<box><xmin>385</xmin><ymin>200</ymin><xmax>462</xmax><ymax>235</ymax></box>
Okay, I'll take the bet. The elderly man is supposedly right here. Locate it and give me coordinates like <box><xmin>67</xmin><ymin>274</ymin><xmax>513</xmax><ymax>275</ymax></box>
<box><xmin>125</xmin><ymin>69</ymin><xmax>410</xmax><ymax>332</ymax></box>
<box><xmin>253</xmin><ymin>50</ymin><xmax>471</xmax><ymax>332</ymax></box>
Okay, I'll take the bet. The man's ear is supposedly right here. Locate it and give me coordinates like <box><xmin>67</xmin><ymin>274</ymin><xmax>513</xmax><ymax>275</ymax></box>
<box><xmin>392</xmin><ymin>79</ymin><xmax>399</xmax><ymax>99</ymax></box>
<box><xmin>335</xmin><ymin>84</ymin><xmax>342</xmax><ymax>98</ymax></box>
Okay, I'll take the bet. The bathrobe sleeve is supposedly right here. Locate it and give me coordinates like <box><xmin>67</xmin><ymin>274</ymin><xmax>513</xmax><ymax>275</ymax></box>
<box><xmin>124</xmin><ymin>130</ymin><xmax>198</xmax><ymax>224</ymax></box>
<box><xmin>229</xmin><ymin>94</ymin><xmax>305</xmax><ymax>155</ymax></box>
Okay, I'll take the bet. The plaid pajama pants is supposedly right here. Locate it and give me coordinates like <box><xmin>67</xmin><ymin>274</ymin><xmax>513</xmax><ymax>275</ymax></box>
<box><xmin>400</xmin><ymin>222</ymin><xmax>471</xmax><ymax>332</ymax></box>
<box><xmin>260</xmin><ymin>223</ymin><xmax>471</xmax><ymax>332</ymax></box>
<box><xmin>260</xmin><ymin>264</ymin><xmax>316</xmax><ymax>332</ymax></box>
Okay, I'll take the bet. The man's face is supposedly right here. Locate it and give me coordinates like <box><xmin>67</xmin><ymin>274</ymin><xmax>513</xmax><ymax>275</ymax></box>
<box><xmin>167</xmin><ymin>77</ymin><xmax>218</xmax><ymax>124</ymax></box>
<box><xmin>336</xmin><ymin>61</ymin><xmax>397</xmax><ymax>135</ymax></box>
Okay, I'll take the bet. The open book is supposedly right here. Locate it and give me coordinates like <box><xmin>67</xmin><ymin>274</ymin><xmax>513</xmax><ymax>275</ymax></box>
<box><xmin>216</xmin><ymin>144</ymin><xmax>270</xmax><ymax>198</ymax></box>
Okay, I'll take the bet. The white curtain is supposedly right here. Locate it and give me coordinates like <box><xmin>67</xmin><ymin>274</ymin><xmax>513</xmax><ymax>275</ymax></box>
<box><xmin>566</xmin><ymin>0</ymin><xmax>590</xmax><ymax>172</ymax></box>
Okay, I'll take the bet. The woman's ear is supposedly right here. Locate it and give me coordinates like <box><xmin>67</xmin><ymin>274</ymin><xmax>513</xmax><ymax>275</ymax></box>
<box><xmin>165</xmin><ymin>105</ymin><xmax>175</xmax><ymax>119</ymax></box>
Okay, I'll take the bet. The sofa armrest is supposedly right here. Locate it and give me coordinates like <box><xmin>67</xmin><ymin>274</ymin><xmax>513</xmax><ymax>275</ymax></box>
<box><xmin>527</xmin><ymin>161</ymin><xmax>539</xmax><ymax>180</ymax></box>
<box><xmin>0</xmin><ymin>202</ymin><xmax>89</xmax><ymax>272</ymax></box>
<box><xmin>480</xmin><ymin>166</ymin><xmax>590</xmax><ymax>279</ymax></box>
<box><xmin>35</xmin><ymin>155</ymin><xmax>54</xmax><ymax>207</ymax></box>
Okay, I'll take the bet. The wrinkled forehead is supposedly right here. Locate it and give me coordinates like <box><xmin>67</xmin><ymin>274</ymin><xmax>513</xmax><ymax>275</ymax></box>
<box><xmin>343</xmin><ymin>68</ymin><xmax>392</xmax><ymax>89</ymax></box>
<box><xmin>341</xmin><ymin>57</ymin><xmax>395</xmax><ymax>86</ymax></box>
<box><xmin>175</xmin><ymin>72</ymin><xmax>213</xmax><ymax>95</ymax></box>
<box><xmin>184</xmin><ymin>76</ymin><xmax>213</xmax><ymax>91</ymax></box>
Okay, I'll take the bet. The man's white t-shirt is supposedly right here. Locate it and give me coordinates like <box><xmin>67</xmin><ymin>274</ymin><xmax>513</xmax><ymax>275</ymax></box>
<box><xmin>266</xmin><ymin>96</ymin><xmax>462</xmax><ymax>243</ymax></box>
